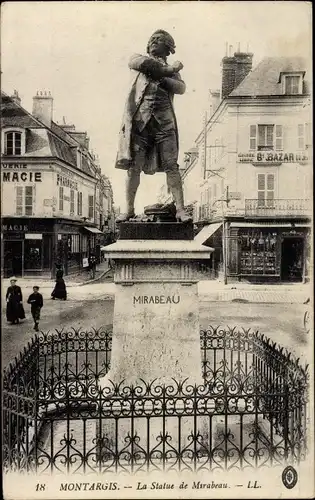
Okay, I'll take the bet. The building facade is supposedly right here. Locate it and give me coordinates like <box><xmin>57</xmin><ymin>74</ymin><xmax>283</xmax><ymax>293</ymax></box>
<box><xmin>165</xmin><ymin>53</ymin><xmax>312</xmax><ymax>283</ymax></box>
<box><xmin>1</xmin><ymin>90</ymin><xmax>115</xmax><ymax>278</ymax></box>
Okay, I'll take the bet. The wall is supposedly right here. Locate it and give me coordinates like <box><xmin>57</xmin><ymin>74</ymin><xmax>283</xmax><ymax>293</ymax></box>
<box><xmin>1</xmin><ymin>161</ymin><xmax>97</xmax><ymax>221</ymax></box>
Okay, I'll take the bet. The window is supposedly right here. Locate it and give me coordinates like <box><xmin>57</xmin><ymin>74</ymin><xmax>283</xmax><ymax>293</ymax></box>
<box><xmin>5</xmin><ymin>131</ymin><xmax>22</xmax><ymax>155</ymax></box>
<box><xmin>15</xmin><ymin>186</ymin><xmax>34</xmax><ymax>215</ymax></box>
<box><xmin>59</xmin><ymin>187</ymin><xmax>64</xmax><ymax>211</ymax></box>
<box><xmin>88</xmin><ymin>195</ymin><xmax>94</xmax><ymax>219</ymax></box>
<box><xmin>284</xmin><ymin>75</ymin><xmax>301</xmax><ymax>94</ymax></box>
<box><xmin>70</xmin><ymin>190</ymin><xmax>75</xmax><ymax>215</ymax></box>
<box><xmin>250</xmin><ymin>125</ymin><xmax>283</xmax><ymax>151</ymax></box>
<box><xmin>77</xmin><ymin>192</ymin><xmax>83</xmax><ymax>216</ymax></box>
<box><xmin>258</xmin><ymin>125</ymin><xmax>274</xmax><ymax>151</ymax></box>
<box><xmin>257</xmin><ymin>173</ymin><xmax>275</xmax><ymax>207</ymax></box>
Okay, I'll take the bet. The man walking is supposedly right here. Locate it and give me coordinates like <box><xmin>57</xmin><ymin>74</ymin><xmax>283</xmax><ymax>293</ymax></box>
<box><xmin>116</xmin><ymin>29</ymin><xmax>192</xmax><ymax>223</ymax></box>
<box><xmin>27</xmin><ymin>286</ymin><xmax>43</xmax><ymax>332</ymax></box>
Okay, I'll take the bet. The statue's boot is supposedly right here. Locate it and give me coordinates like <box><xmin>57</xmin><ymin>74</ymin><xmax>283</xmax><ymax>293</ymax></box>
<box><xmin>176</xmin><ymin>209</ymin><xmax>193</xmax><ymax>223</ymax></box>
<box><xmin>167</xmin><ymin>170</ymin><xmax>193</xmax><ymax>223</ymax></box>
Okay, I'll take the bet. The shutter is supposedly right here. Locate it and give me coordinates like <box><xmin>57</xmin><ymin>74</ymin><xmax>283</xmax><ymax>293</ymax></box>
<box><xmin>275</xmin><ymin>125</ymin><xmax>283</xmax><ymax>150</ymax></box>
<box><xmin>258</xmin><ymin>126</ymin><xmax>265</xmax><ymax>148</ymax></box>
<box><xmin>258</xmin><ymin>174</ymin><xmax>265</xmax><ymax>191</ymax></box>
<box><xmin>267</xmin><ymin>174</ymin><xmax>274</xmax><ymax>191</ymax></box>
<box><xmin>250</xmin><ymin>125</ymin><xmax>256</xmax><ymax>150</ymax></box>
<box><xmin>298</xmin><ymin>124</ymin><xmax>304</xmax><ymax>150</ymax></box>
<box><xmin>16</xmin><ymin>186</ymin><xmax>23</xmax><ymax>215</ymax></box>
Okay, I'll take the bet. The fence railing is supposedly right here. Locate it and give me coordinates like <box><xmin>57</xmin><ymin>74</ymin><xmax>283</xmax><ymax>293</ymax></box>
<box><xmin>3</xmin><ymin>327</ymin><xmax>309</xmax><ymax>475</ymax></box>
<box><xmin>245</xmin><ymin>199</ymin><xmax>311</xmax><ymax>217</ymax></box>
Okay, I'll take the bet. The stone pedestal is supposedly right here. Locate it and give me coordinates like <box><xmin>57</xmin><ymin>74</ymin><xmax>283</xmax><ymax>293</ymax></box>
<box><xmin>99</xmin><ymin>224</ymin><xmax>213</xmax><ymax>388</ymax></box>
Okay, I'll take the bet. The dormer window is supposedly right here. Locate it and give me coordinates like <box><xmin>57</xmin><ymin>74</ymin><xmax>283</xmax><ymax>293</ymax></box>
<box><xmin>281</xmin><ymin>72</ymin><xmax>304</xmax><ymax>95</ymax></box>
<box><xmin>5</xmin><ymin>131</ymin><xmax>22</xmax><ymax>155</ymax></box>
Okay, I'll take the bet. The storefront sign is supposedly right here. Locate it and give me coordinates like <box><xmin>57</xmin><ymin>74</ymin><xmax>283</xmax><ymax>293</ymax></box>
<box><xmin>57</xmin><ymin>173</ymin><xmax>78</xmax><ymax>190</ymax></box>
<box><xmin>238</xmin><ymin>152</ymin><xmax>308</xmax><ymax>163</ymax></box>
<box><xmin>2</xmin><ymin>224</ymin><xmax>28</xmax><ymax>232</ymax></box>
<box><xmin>2</xmin><ymin>171</ymin><xmax>42</xmax><ymax>182</ymax></box>
<box><xmin>2</xmin><ymin>163</ymin><xmax>27</xmax><ymax>169</ymax></box>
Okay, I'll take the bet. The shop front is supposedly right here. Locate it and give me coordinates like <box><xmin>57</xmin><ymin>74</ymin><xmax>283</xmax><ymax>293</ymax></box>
<box><xmin>226</xmin><ymin>221</ymin><xmax>310</xmax><ymax>283</ymax></box>
<box><xmin>2</xmin><ymin>218</ymin><xmax>54</xmax><ymax>278</ymax></box>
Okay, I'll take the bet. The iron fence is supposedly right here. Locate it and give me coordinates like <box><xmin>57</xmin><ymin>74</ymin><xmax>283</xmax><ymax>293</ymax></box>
<box><xmin>3</xmin><ymin>326</ymin><xmax>309</xmax><ymax>475</ymax></box>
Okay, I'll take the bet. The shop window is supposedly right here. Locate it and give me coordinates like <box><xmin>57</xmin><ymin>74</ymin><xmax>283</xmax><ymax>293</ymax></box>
<box><xmin>77</xmin><ymin>192</ymin><xmax>83</xmax><ymax>216</ymax></box>
<box><xmin>15</xmin><ymin>186</ymin><xmax>34</xmax><ymax>216</ymax></box>
<box><xmin>257</xmin><ymin>173</ymin><xmax>275</xmax><ymax>207</ymax></box>
<box><xmin>239</xmin><ymin>230</ymin><xmax>279</xmax><ymax>276</ymax></box>
<box><xmin>59</xmin><ymin>187</ymin><xmax>64</xmax><ymax>211</ymax></box>
<box><xmin>88</xmin><ymin>195</ymin><xmax>94</xmax><ymax>219</ymax></box>
<box><xmin>24</xmin><ymin>239</ymin><xmax>42</xmax><ymax>270</ymax></box>
<box><xmin>70</xmin><ymin>189</ymin><xmax>75</xmax><ymax>215</ymax></box>
<box><xmin>5</xmin><ymin>131</ymin><xmax>22</xmax><ymax>155</ymax></box>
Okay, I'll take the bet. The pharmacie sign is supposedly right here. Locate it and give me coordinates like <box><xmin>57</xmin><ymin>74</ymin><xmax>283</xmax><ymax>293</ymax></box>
<box><xmin>238</xmin><ymin>152</ymin><xmax>308</xmax><ymax>163</ymax></box>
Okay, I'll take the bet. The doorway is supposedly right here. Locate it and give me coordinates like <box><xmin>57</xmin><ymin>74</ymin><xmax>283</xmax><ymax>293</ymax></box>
<box><xmin>3</xmin><ymin>240</ymin><xmax>23</xmax><ymax>277</ymax></box>
<box><xmin>281</xmin><ymin>237</ymin><xmax>304</xmax><ymax>282</ymax></box>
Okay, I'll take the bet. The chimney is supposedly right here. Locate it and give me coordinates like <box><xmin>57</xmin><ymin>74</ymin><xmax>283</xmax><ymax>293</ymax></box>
<box><xmin>68</xmin><ymin>131</ymin><xmax>89</xmax><ymax>149</ymax></box>
<box><xmin>234</xmin><ymin>51</ymin><xmax>253</xmax><ymax>88</ymax></box>
<box><xmin>221</xmin><ymin>55</ymin><xmax>237</xmax><ymax>99</ymax></box>
<box><xmin>221</xmin><ymin>47</ymin><xmax>253</xmax><ymax>99</ymax></box>
<box><xmin>32</xmin><ymin>91</ymin><xmax>53</xmax><ymax>126</ymax></box>
<box><xmin>11</xmin><ymin>90</ymin><xmax>21</xmax><ymax>105</ymax></box>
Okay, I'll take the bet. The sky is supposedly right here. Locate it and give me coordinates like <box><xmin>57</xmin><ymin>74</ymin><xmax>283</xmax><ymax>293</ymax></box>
<box><xmin>1</xmin><ymin>1</ymin><xmax>311</xmax><ymax>212</ymax></box>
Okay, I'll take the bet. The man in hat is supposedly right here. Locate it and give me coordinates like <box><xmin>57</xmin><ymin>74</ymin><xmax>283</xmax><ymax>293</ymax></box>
<box><xmin>116</xmin><ymin>29</ymin><xmax>192</xmax><ymax>222</ymax></box>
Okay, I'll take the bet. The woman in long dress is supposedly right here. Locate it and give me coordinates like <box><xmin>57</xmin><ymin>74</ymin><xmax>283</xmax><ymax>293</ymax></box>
<box><xmin>6</xmin><ymin>277</ymin><xmax>25</xmax><ymax>324</ymax></box>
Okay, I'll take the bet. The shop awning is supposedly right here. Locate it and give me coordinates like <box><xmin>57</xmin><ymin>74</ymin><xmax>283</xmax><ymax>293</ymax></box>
<box><xmin>194</xmin><ymin>223</ymin><xmax>222</xmax><ymax>245</ymax></box>
<box><xmin>230</xmin><ymin>222</ymin><xmax>310</xmax><ymax>228</ymax></box>
<box><xmin>84</xmin><ymin>226</ymin><xmax>103</xmax><ymax>234</ymax></box>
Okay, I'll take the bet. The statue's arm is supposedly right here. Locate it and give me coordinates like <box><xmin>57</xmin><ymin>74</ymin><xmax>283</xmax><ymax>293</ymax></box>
<box><xmin>128</xmin><ymin>53</ymin><xmax>175</xmax><ymax>79</ymax></box>
<box><xmin>160</xmin><ymin>73</ymin><xmax>186</xmax><ymax>95</ymax></box>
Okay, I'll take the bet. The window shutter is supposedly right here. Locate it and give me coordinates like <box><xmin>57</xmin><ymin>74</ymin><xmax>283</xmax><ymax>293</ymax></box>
<box><xmin>258</xmin><ymin>174</ymin><xmax>265</xmax><ymax>191</ymax></box>
<box><xmin>267</xmin><ymin>174</ymin><xmax>274</xmax><ymax>191</ymax></box>
<box><xmin>250</xmin><ymin>125</ymin><xmax>256</xmax><ymax>150</ymax></box>
<box><xmin>16</xmin><ymin>186</ymin><xmax>23</xmax><ymax>215</ymax></box>
<box><xmin>298</xmin><ymin>124</ymin><xmax>304</xmax><ymax>150</ymax></box>
<box><xmin>275</xmin><ymin>125</ymin><xmax>283</xmax><ymax>150</ymax></box>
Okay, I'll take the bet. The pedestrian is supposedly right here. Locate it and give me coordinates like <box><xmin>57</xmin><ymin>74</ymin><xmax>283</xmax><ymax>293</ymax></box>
<box><xmin>27</xmin><ymin>286</ymin><xmax>43</xmax><ymax>332</ymax></box>
<box><xmin>51</xmin><ymin>274</ymin><xmax>67</xmax><ymax>300</ymax></box>
<box><xmin>88</xmin><ymin>252</ymin><xmax>97</xmax><ymax>279</ymax></box>
<box><xmin>6</xmin><ymin>277</ymin><xmax>25</xmax><ymax>325</ymax></box>
<box><xmin>55</xmin><ymin>263</ymin><xmax>64</xmax><ymax>280</ymax></box>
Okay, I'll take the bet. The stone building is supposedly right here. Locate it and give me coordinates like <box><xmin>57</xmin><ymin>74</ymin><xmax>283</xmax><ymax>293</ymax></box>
<box><xmin>163</xmin><ymin>51</ymin><xmax>312</xmax><ymax>283</ymax></box>
<box><xmin>1</xmin><ymin>90</ymin><xmax>115</xmax><ymax>278</ymax></box>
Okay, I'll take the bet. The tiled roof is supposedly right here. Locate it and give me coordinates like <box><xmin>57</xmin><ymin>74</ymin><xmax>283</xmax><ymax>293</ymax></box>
<box><xmin>1</xmin><ymin>93</ymin><xmax>41</xmax><ymax>128</ymax></box>
<box><xmin>230</xmin><ymin>56</ymin><xmax>310</xmax><ymax>97</ymax></box>
<box><xmin>48</xmin><ymin>132</ymin><xmax>77</xmax><ymax>166</ymax></box>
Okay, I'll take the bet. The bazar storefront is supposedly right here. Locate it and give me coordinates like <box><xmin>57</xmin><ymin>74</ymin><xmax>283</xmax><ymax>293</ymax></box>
<box><xmin>2</xmin><ymin>218</ymin><xmax>103</xmax><ymax>278</ymax></box>
<box><xmin>226</xmin><ymin>221</ymin><xmax>310</xmax><ymax>283</ymax></box>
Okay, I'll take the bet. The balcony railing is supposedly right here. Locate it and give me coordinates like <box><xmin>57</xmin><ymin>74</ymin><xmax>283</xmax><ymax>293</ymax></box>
<box><xmin>245</xmin><ymin>199</ymin><xmax>311</xmax><ymax>217</ymax></box>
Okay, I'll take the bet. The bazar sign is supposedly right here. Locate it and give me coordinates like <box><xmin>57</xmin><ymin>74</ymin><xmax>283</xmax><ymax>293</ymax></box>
<box><xmin>238</xmin><ymin>152</ymin><xmax>308</xmax><ymax>163</ymax></box>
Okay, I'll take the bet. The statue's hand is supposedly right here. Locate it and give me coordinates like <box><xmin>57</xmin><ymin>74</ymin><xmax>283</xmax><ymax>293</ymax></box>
<box><xmin>171</xmin><ymin>61</ymin><xmax>184</xmax><ymax>72</ymax></box>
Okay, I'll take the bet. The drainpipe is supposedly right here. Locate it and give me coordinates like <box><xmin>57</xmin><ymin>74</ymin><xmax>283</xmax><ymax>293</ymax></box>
<box><xmin>222</xmin><ymin>217</ymin><xmax>227</xmax><ymax>284</ymax></box>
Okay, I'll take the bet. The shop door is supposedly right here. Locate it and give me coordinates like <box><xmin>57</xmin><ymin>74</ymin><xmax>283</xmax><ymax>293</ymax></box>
<box><xmin>281</xmin><ymin>237</ymin><xmax>304</xmax><ymax>282</ymax></box>
<box><xmin>4</xmin><ymin>240</ymin><xmax>23</xmax><ymax>278</ymax></box>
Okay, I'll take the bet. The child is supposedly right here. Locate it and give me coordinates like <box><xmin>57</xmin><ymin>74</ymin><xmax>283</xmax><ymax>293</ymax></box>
<box><xmin>27</xmin><ymin>286</ymin><xmax>43</xmax><ymax>331</ymax></box>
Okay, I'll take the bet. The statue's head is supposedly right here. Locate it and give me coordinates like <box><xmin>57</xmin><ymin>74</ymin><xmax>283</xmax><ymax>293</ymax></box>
<box><xmin>147</xmin><ymin>30</ymin><xmax>176</xmax><ymax>58</ymax></box>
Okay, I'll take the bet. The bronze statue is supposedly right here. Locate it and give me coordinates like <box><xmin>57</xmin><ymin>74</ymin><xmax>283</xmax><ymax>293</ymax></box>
<box><xmin>115</xmin><ymin>29</ymin><xmax>192</xmax><ymax>223</ymax></box>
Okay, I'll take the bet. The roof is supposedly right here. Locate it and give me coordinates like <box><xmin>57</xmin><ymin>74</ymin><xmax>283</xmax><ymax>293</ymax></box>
<box><xmin>1</xmin><ymin>91</ymin><xmax>95</xmax><ymax>175</ymax></box>
<box><xmin>230</xmin><ymin>56</ymin><xmax>310</xmax><ymax>97</ymax></box>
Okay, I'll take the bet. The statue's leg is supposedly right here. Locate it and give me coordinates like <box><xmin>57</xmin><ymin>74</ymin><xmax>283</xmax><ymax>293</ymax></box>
<box><xmin>158</xmin><ymin>126</ymin><xmax>192</xmax><ymax>222</ymax></box>
<box><xmin>126</xmin><ymin>169</ymin><xmax>140</xmax><ymax>215</ymax></box>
